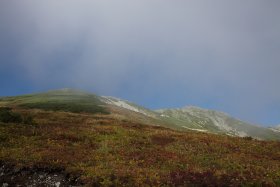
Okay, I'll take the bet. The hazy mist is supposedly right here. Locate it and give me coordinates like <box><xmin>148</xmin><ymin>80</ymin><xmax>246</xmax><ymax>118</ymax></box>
<box><xmin>0</xmin><ymin>0</ymin><xmax>280</xmax><ymax>125</ymax></box>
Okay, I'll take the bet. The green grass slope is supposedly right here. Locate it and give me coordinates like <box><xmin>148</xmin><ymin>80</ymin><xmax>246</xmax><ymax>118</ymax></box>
<box><xmin>1</xmin><ymin>89</ymin><xmax>278</xmax><ymax>140</ymax></box>
<box><xmin>0</xmin><ymin>89</ymin><xmax>109</xmax><ymax>114</ymax></box>
<box><xmin>157</xmin><ymin>107</ymin><xmax>280</xmax><ymax>140</ymax></box>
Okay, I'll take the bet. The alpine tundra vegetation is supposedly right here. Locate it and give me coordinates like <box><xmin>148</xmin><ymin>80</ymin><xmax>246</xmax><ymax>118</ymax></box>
<box><xmin>0</xmin><ymin>89</ymin><xmax>280</xmax><ymax>186</ymax></box>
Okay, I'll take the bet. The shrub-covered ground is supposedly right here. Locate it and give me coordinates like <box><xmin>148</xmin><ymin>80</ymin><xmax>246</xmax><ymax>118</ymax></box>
<box><xmin>0</xmin><ymin>108</ymin><xmax>280</xmax><ymax>186</ymax></box>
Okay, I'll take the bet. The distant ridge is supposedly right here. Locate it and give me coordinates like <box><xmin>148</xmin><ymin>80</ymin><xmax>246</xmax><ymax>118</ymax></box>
<box><xmin>0</xmin><ymin>88</ymin><xmax>279</xmax><ymax>140</ymax></box>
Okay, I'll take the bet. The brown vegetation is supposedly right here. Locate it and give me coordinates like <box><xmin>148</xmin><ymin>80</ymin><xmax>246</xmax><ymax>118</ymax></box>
<box><xmin>0</xmin><ymin>108</ymin><xmax>280</xmax><ymax>186</ymax></box>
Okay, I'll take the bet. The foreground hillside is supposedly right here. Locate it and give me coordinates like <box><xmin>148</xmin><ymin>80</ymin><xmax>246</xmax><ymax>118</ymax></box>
<box><xmin>1</xmin><ymin>89</ymin><xmax>280</xmax><ymax>186</ymax></box>
<box><xmin>0</xmin><ymin>107</ymin><xmax>280</xmax><ymax>186</ymax></box>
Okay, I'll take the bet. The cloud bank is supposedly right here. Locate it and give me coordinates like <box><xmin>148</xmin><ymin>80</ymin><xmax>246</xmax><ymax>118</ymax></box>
<box><xmin>0</xmin><ymin>0</ymin><xmax>280</xmax><ymax>125</ymax></box>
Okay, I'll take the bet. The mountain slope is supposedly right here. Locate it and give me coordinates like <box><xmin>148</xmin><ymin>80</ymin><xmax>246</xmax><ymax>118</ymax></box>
<box><xmin>270</xmin><ymin>125</ymin><xmax>280</xmax><ymax>133</ymax></box>
<box><xmin>1</xmin><ymin>106</ymin><xmax>280</xmax><ymax>186</ymax></box>
<box><xmin>101</xmin><ymin>96</ymin><xmax>157</xmax><ymax>117</ymax></box>
<box><xmin>0</xmin><ymin>89</ymin><xmax>108</xmax><ymax>114</ymax></box>
<box><xmin>0</xmin><ymin>89</ymin><xmax>279</xmax><ymax>140</ymax></box>
<box><xmin>1</xmin><ymin>89</ymin><xmax>280</xmax><ymax>186</ymax></box>
<box><xmin>99</xmin><ymin>95</ymin><xmax>280</xmax><ymax>140</ymax></box>
<box><xmin>156</xmin><ymin>106</ymin><xmax>280</xmax><ymax>140</ymax></box>
<box><xmin>274</xmin><ymin>125</ymin><xmax>280</xmax><ymax>130</ymax></box>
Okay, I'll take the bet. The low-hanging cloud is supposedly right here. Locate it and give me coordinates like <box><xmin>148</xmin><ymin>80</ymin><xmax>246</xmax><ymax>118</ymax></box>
<box><xmin>0</xmin><ymin>0</ymin><xmax>280</xmax><ymax>125</ymax></box>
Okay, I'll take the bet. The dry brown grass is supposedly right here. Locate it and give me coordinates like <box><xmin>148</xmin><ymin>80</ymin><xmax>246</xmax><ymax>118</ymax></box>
<box><xmin>0</xmin><ymin>108</ymin><xmax>280</xmax><ymax>186</ymax></box>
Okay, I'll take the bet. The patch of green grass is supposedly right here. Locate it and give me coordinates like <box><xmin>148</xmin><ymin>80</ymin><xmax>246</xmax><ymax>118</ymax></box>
<box><xmin>20</xmin><ymin>101</ymin><xmax>108</xmax><ymax>114</ymax></box>
<box><xmin>2</xmin><ymin>90</ymin><xmax>109</xmax><ymax>114</ymax></box>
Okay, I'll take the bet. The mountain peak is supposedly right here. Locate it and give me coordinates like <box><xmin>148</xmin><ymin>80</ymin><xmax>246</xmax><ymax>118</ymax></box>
<box><xmin>181</xmin><ymin>106</ymin><xmax>205</xmax><ymax>111</ymax></box>
<box><xmin>45</xmin><ymin>88</ymin><xmax>90</xmax><ymax>95</ymax></box>
<box><xmin>50</xmin><ymin>88</ymin><xmax>83</xmax><ymax>92</ymax></box>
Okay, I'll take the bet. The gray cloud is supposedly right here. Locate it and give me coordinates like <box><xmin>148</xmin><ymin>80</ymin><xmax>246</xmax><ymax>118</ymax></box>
<box><xmin>0</xmin><ymin>0</ymin><xmax>280</xmax><ymax>125</ymax></box>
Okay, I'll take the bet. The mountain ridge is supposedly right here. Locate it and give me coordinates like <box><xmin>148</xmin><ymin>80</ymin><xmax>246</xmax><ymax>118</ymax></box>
<box><xmin>1</xmin><ymin>88</ymin><xmax>280</xmax><ymax>185</ymax></box>
<box><xmin>0</xmin><ymin>88</ymin><xmax>279</xmax><ymax>140</ymax></box>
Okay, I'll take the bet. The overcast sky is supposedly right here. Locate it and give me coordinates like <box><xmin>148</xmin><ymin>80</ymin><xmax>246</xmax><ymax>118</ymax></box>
<box><xmin>0</xmin><ymin>0</ymin><xmax>280</xmax><ymax>126</ymax></box>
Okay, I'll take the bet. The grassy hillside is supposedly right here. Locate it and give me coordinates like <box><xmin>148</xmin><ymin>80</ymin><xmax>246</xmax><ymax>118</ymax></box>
<box><xmin>0</xmin><ymin>89</ymin><xmax>108</xmax><ymax>114</ymax></box>
<box><xmin>157</xmin><ymin>107</ymin><xmax>280</xmax><ymax>140</ymax></box>
<box><xmin>0</xmin><ymin>107</ymin><xmax>280</xmax><ymax>186</ymax></box>
<box><xmin>1</xmin><ymin>90</ymin><xmax>280</xmax><ymax>186</ymax></box>
<box><xmin>2</xmin><ymin>89</ymin><xmax>279</xmax><ymax>140</ymax></box>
